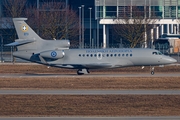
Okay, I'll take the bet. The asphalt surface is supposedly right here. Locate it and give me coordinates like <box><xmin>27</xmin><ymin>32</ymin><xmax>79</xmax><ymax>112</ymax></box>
<box><xmin>1</xmin><ymin>71</ymin><xmax>180</xmax><ymax>120</ymax></box>
<box><xmin>0</xmin><ymin>89</ymin><xmax>180</xmax><ymax>95</ymax></box>
<box><xmin>0</xmin><ymin>73</ymin><xmax>180</xmax><ymax>78</ymax></box>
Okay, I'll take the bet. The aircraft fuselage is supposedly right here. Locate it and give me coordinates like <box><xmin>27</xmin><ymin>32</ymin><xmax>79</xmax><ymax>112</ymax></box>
<box><xmin>13</xmin><ymin>48</ymin><xmax>176</xmax><ymax>70</ymax></box>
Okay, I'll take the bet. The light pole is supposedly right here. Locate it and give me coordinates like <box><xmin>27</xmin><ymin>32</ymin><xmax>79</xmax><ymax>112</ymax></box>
<box><xmin>1</xmin><ymin>34</ymin><xmax>4</xmax><ymax>63</ymax></box>
<box><xmin>78</xmin><ymin>7</ymin><xmax>81</xmax><ymax>48</ymax></box>
<box><xmin>96</xmin><ymin>1</ymin><xmax>99</xmax><ymax>48</ymax></box>
<box><xmin>89</xmin><ymin>7</ymin><xmax>92</xmax><ymax>48</ymax></box>
<box><xmin>82</xmin><ymin>5</ymin><xmax>84</xmax><ymax>48</ymax></box>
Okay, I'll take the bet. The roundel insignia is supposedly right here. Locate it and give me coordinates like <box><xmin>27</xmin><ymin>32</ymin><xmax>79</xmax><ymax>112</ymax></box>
<box><xmin>21</xmin><ymin>25</ymin><xmax>28</xmax><ymax>32</ymax></box>
<box><xmin>51</xmin><ymin>51</ymin><xmax>57</xmax><ymax>57</ymax></box>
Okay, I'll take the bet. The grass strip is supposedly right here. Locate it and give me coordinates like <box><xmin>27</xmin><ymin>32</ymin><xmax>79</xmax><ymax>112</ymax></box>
<box><xmin>0</xmin><ymin>77</ymin><xmax>180</xmax><ymax>90</ymax></box>
<box><xmin>0</xmin><ymin>95</ymin><xmax>180</xmax><ymax>116</ymax></box>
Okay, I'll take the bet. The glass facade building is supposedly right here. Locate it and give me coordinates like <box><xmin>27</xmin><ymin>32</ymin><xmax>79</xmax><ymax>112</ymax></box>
<box><xmin>95</xmin><ymin>0</ymin><xmax>180</xmax><ymax>19</ymax></box>
<box><xmin>95</xmin><ymin>0</ymin><xmax>180</xmax><ymax>50</ymax></box>
<box><xmin>0</xmin><ymin>0</ymin><xmax>180</xmax><ymax>50</ymax></box>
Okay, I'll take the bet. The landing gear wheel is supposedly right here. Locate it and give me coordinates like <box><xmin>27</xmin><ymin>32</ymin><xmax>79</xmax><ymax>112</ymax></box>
<box><xmin>151</xmin><ymin>71</ymin><xmax>154</xmax><ymax>75</ymax></box>
<box><xmin>77</xmin><ymin>70</ymin><xmax>84</xmax><ymax>75</ymax></box>
<box><xmin>150</xmin><ymin>66</ymin><xmax>155</xmax><ymax>75</ymax></box>
<box><xmin>77</xmin><ymin>69</ymin><xmax>89</xmax><ymax>75</ymax></box>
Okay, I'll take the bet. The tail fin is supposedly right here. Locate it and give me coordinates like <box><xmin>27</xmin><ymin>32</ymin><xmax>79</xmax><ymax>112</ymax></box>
<box><xmin>13</xmin><ymin>18</ymin><xmax>42</xmax><ymax>40</ymax></box>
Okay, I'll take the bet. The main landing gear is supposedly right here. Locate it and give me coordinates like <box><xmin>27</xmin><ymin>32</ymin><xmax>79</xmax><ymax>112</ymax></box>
<box><xmin>77</xmin><ymin>69</ymin><xmax>89</xmax><ymax>75</ymax></box>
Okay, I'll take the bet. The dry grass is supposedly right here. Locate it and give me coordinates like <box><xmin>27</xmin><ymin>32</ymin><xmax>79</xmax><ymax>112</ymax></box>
<box><xmin>0</xmin><ymin>64</ymin><xmax>180</xmax><ymax>116</ymax></box>
<box><xmin>0</xmin><ymin>95</ymin><xmax>180</xmax><ymax>116</ymax></box>
<box><xmin>0</xmin><ymin>77</ymin><xmax>180</xmax><ymax>90</ymax></box>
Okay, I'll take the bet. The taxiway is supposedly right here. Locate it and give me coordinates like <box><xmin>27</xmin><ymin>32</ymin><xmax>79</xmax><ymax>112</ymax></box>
<box><xmin>0</xmin><ymin>73</ymin><xmax>180</xmax><ymax>78</ymax></box>
<box><xmin>0</xmin><ymin>89</ymin><xmax>180</xmax><ymax>95</ymax></box>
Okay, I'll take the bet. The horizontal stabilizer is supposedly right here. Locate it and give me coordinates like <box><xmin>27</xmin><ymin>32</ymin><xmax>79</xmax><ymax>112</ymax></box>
<box><xmin>5</xmin><ymin>39</ymin><xmax>36</xmax><ymax>46</ymax></box>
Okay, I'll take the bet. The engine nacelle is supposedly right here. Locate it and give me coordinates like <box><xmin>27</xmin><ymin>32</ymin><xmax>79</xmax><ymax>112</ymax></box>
<box><xmin>40</xmin><ymin>50</ymin><xmax>65</xmax><ymax>59</ymax></box>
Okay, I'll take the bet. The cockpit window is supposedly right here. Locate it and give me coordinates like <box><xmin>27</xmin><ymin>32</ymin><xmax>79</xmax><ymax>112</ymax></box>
<box><xmin>158</xmin><ymin>52</ymin><xmax>162</xmax><ymax>55</ymax></box>
<box><xmin>152</xmin><ymin>51</ymin><xmax>163</xmax><ymax>55</ymax></box>
<box><xmin>152</xmin><ymin>52</ymin><xmax>157</xmax><ymax>55</ymax></box>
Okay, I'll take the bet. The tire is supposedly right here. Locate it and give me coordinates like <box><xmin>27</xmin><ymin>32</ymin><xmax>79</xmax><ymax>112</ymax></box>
<box><xmin>151</xmin><ymin>71</ymin><xmax>154</xmax><ymax>75</ymax></box>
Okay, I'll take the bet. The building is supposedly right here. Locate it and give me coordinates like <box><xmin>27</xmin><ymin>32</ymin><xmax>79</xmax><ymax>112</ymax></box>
<box><xmin>0</xmin><ymin>0</ymin><xmax>180</xmax><ymax>52</ymax></box>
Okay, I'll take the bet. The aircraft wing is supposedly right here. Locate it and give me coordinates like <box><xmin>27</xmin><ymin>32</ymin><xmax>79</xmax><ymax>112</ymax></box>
<box><xmin>52</xmin><ymin>63</ymin><xmax>112</xmax><ymax>69</ymax></box>
<box><xmin>83</xmin><ymin>63</ymin><xmax>112</xmax><ymax>68</ymax></box>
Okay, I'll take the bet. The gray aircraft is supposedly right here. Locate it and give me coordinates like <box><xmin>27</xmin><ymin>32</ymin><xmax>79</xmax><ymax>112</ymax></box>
<box><xmin>6</xmin><ymin>18</ymin><xmax>177</xmax><ymax>75</ymax></box>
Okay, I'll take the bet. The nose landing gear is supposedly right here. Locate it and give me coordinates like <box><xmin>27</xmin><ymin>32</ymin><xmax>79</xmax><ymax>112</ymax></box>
<box><xmin>150</xmin><ymin>66</ymin><xmax>155</xmax><ymax>75</ymax></box>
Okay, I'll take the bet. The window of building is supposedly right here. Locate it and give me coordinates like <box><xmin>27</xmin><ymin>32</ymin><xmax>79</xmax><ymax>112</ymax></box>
<box><xmin>105</xmin><ymin>6</ymin><xmax>117</xmax><ymax>18</ymax></box>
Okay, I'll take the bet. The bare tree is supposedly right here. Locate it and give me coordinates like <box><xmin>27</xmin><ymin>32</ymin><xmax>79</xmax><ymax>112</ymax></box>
<box><xmin>3</xmin><ymin>0</ymin><xmax>27</xmax><ymax>17</ymax></box>
<box><xmin>2</xmin><ymin>0</ymin><xmax>27</xmax><ymax>40</ymax></box>
<box><xmin>113</xmin><ymin>6</ymin><xmax>157</xmax><ymax>48</ymax></box>
<box><xmin>26</xmin><ymin>1</ymin><xmax>80</xmax><ymax>43</ymax></box>
<box><xmin>2</xmin><ymin>0</ymin><xmax>27</xmax><ymax>37</ymax></box>
<box><xmin>2</xmin><ymin>0</ymin><xmax>27</xmax><ymax>63</ymax></box>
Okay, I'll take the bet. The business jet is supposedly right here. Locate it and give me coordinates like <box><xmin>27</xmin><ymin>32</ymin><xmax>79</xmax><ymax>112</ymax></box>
<box><xmin>6</xmin><ymin>18</ymin><xmax>177</xmax><ymax>75</ymax></box>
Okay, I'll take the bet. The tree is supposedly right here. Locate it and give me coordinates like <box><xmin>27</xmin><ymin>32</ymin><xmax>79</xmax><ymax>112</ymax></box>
<box><xmin>113</xmin><ymin>6</ymin><xmax>157</xmax><ymax>48</ymax></box>
<box><xmin>3</xmin><ymin>0</ymin><xmax>27</xmax><ymax>17</ymax></box>
<box><xmin>26</xmin><ymin>1</ymin><xmax>80</xmax><ymax>44</ymax></box>
<box><xmin>2</xmin><ymin>0</ymin><xmax>27</xmax><ymax>63</ymax></box>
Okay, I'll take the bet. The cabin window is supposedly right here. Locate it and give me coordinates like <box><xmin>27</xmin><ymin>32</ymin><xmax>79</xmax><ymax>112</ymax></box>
<box><xmin>90</xmin><ymin>54</ymin><xmax>93</xmax><ymax>57</ymax></box>
<box><xmin>87</xmin><ymin>54</ymin><xmax>89</xmax><ymax>57</ymax></box>
<box><xmin>126</xmin><ymin>54</ymin><xmax>128</xmax><ymax>57</ymax></box>
<box><xmin>94</xmin><ymin>54</ymin><xmax>97</xmax><ymax>57</ymax></box>
<box><xmin>122</xmin><ymin>54</ymin><xmax>124</xmax><ymax>57</ymax></box>
<box><xmin>110</xmin><ymin>54</ymin><xmax>113</xmax><ymax>57</ymax></box>
<box><xmin>107</xmin><ymin>54</ymin><xmax>109</xmax><ymax>57</ymax></box>
<box><xmin>114</xmin><ymin>54</ymin><xmax>117</xmax><ymax>57</ymax></box>
<box><xmin>118</xmin><ymin>54</ymin><xmax>121</xmax><ymax>57</ymax></box>
<box><xmin>83</xmin><ymin>54</ymin><xmax>85</xmax><ymax>57</ymax></box>
<box><xmin>130</xmin><ymin>54</ymin><xmax>132</xmax><ymax>57</ymax></box>
<box><xmin>79</xmin><ymin>54</ymin><xmax>81</xmax><ymax>57</ymax></box>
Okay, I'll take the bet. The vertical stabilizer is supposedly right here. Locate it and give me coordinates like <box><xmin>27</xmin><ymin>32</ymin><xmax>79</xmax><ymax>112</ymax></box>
<box><xmin>13</xmin><ymin>18</ymin><xmax>42</xmax><ymax>40</ymax></box>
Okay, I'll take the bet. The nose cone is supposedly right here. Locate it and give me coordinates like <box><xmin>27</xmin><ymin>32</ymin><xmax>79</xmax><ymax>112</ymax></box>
<box><xmin>170</xmin><ymin>57</ymin><xmax>177</xmax><ymax>63</ymax></box>
<box><xmin>164</xmin><ymin>56</ymin><xmax>177</xmax><ymax>64</ymax></box>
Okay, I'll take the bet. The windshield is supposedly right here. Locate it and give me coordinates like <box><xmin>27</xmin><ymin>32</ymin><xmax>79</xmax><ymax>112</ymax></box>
<box><xmin>152</xmin><ymin>51</ymin><xmax>163</xmax><ymax>55</ymax></box>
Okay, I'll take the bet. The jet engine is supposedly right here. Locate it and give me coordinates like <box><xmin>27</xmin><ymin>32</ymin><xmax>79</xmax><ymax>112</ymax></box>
<box><xmin>40</xmin><ymin>50</ymin><xmax>65</xmax><ymax>59</ymax></box>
